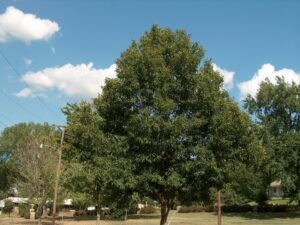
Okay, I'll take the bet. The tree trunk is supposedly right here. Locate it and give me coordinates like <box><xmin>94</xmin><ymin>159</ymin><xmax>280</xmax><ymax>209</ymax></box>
<box><xmin>96</xmin><ymin>192</ymin><xmax>101</xmax><ymax>225</ymax></box>
<box><xmin>37</xmin><ymin>204</ymin><xmax>42</xmax><ymax>225</ymax></box>
<box><xmin>42</xmin><ymin>205</ymin><xmax>47</xmax><ymax>218</ymax></box>
<box><xmin>96</xmin><ymin>210</ymin><xmax>101</xmax><ymax>225</ymax></box>
<box><xmin>217</xmin><ymin>191</ymin><xmax>222</xmax><ymax>225</ymax></box>
<box><xmin>160</xmin><ymin>199</ymin><xmax>170</xmax><ymax>225</ymax></box>
<box><xmin>38</xmin><ymin>217</ymin><xmax>42</xmax><ymax>225</ymax></box>
<box><xmin>298</xmin><ymin>200</ymin><xmax>300</xmax><ymax>214</ymax></box>
<box><xmin>124</xmin><ymin>210</ymin><xmax>128</xmax><ymax>221</ymax></box>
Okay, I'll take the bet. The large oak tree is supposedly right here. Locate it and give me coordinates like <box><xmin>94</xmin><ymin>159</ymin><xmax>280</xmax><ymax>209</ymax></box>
<box><xmin>95</xmin><ymin>25</ymin><xmax>262</xmax><ymax>225</ymax></box>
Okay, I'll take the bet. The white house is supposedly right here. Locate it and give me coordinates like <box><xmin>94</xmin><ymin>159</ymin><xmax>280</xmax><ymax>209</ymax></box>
<box><xmin>267</xmin><ymin>180</ymin><xmax>284</xmax><ymax>197</ymax></box>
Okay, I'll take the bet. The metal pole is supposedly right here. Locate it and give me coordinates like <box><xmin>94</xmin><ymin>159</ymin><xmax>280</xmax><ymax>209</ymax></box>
<box><xmin>217</xmin><ymin>191</ymin><xmax>222</xmax><ymax>225</ymax></box>
<box><xmin>52</xmin><ymin>127</ymin><xmax>65</xmax><ymax>225</ymax></box>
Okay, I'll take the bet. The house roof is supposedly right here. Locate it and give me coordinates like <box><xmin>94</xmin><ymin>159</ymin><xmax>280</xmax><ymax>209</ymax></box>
<box><xmin>6</xmin><ymin>197</ymin><xmax>28</xmax><ymax>203</ymax></box>
<box><xmin>270</xmin><ymin>180</ymin><xmax>282</xmax><ymax>187</ymax></box>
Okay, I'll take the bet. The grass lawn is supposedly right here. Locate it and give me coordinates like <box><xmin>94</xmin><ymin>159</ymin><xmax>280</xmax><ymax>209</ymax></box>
<box><xmin>1</xmin><ymin>212</ymin><xmax>300</xmax><ymax>225</ymax></box>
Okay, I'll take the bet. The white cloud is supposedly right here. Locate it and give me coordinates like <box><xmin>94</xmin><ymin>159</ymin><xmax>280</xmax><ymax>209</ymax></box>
<box><xmin>238</xmin><ymin>64</ymin><xmax>300</xmax><ymax>99</ymax></box>
<box><xmin>17</xmin><ymin>63</ymin><xmax>117</xmax><ymax>99</ymax></box>
<box><xmin>0</xmin><ymin>6</ymin><xmax>59</xmax><ymax>43</ymax></box>
<box><xmin>212</xmin><ymin>63</ymin><xmax>235</xmax><ymax>89</ymax></box>
<box><xmin>24</xmin><ymin>58</ymin><xmax>32</xmax><ymax>66</ymax></box>
<box><xmin>16</xmin><ymin>87</ymin><xmax>33</xmax><ymax>97</ymax></box>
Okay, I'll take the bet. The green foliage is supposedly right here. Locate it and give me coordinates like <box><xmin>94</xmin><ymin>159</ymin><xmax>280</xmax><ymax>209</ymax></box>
<box><xmin>69</xmin><ymin>193</ymin><xmax>94</xmax><ymax>210</ymax></box>
<box><xmin>245</xmin><ymin>77</ymin><xmax>300</xmax><ymax>203</ymax></box>
<box><xmin>0</xmin><ymin>122</ymin><xmax>57</xmax><ymax>157</ymax></box>
<box><xmin>209</xmin><ymin>185</ymin><xmax>248</xmax><ymax>206</ymax></box>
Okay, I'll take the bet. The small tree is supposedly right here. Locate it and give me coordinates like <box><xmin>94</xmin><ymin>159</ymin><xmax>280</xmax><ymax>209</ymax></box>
<box><xmin>15</xmin><ymin>138</ymin><xmax>57</xmax><ymax>225</ymax></box>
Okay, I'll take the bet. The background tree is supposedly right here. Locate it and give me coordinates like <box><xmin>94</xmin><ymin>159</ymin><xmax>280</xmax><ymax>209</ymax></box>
<box><xmin>245</xmin><ymin>77</ymin><xmax>300</xmax><ymax>206</ymax></box>
<box><xmin>15</xmin><ymin>138</ymin><xmax>57</xmax><ymax>225</ymax></box>
<box><xmin>95</xmin><ymin>25</ymin><xmax>263</xmax><ymax>225</ymax></box>
<box><xmin>0</xmin><ymin>123</ymin><xmax>57</xmax><ymax>197</ymax></box>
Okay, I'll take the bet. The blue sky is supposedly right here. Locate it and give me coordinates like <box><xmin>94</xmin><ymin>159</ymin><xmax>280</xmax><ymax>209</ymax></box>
<box><xmin>0</xmin><ymin>0</ymin><xmax>299</xmax><ymax>130</ymax></box>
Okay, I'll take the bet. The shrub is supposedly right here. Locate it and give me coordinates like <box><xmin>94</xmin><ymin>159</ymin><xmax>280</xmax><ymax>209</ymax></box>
<box><xmin>3</xmin><ymin>200</ymin><xmax>14</xmax><ymax>215</ymax></box>
<box><xmin>222</xmin><ymin>204</ymin><xmax>253</xmax><ymax>213</ymax></box>
<box><xmin>104</xmin><ymin>208</ymin><xmax>125</xmax><ymax>220</ymax></box>
<box><xmin>74</xmin><ymin>209</ymin><xmax>87</xmax><ymax>217</ymax></box>
<box><xmin>72</xmin><ymin>199</ymin><xmax>94</xmax><ymax>210</ymax></box>
<box><xmin>19</xmin><ymin>203</ymin><xmax>31</xmax><ymax>217</ymax></box>
<box><xmin>221</xmin><ymin>204</ymin><xmax>298</xmax><ymax>213</ymax></box>
<box><xmin>256</xmin><ymin>204</ymin><xmax>298</xmax><ymax>213</ymax></box>
<box><xmin>140</xmin><ymin>206</ymin><xmax>156</xmax><ymax>214</ymax></box>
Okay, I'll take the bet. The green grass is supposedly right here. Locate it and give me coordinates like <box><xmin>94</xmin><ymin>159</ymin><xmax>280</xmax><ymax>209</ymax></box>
<box><xmin>0</xmin><ymin>212</ymin><xmax>300</xmax><ymax>225</ymax></box>
<box><xmin>173</xmin><ymin>212</ymin><xmax>300</xmax><ymax>225</ymax></box>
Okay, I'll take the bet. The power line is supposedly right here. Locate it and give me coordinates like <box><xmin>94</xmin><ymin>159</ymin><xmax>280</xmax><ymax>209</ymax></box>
<box><xmin>0</xmin><ymin>112</ymin><xmax>14</xmax><ymax>124</ymax></box>
<box><xmin>0</xmin><ymin>49</ymin><xmax>63</xmax><ymax>121</ymax></box>
<box><xmin>0</xmin><ymin>120</ymin><xmax>7</xmax><ymax>127</ymax></box>
<box><xmin>0</xmin><ymin>89</ymin><xmax>43</xmax><ymax>121</ymax></box>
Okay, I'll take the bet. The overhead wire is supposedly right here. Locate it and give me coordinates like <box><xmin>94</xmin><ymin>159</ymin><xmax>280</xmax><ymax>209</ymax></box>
<box><xmin>0</xmin><ymin>120</ymin><xmax>7</xmax><ymax>127</ymax></box>
<box><xmin>0</xmin><ymin>89</ymin><xmax>43</xmax><ymax>121</ymax></box>
<box><xmin>0</xmin><ymin>112</ymin><xmax>14</xmax><ymax>124</ymax></box>
<box><xmin>0</xmin><ymin>49</ymin><xmax>63</xmax><ymax>121</ymax></box>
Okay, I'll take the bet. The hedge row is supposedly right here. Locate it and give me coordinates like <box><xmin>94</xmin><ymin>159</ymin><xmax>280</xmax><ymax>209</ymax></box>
<box><xmin>178</xmin><ymin>205</ymin><xmax>214</xmax><ymax>213</ymax></box>
<box><xmin>178</xmin><ymin>204</ymin><xmax>299</xmax><ymax>213</ymax></box>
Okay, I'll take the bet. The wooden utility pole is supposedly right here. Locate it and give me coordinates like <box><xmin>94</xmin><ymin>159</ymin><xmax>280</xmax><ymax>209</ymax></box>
<box><xmin>217</xmin><ymin>191</ymin><xmax>222</xmax><ymax>225</ymax></box>
<box><xmin>52</xmin><ymin>126</ymin><xmax>66</xmax><ymax>225</ymax></box>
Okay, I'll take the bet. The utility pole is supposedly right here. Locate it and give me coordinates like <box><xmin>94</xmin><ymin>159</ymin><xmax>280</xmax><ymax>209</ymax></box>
<box><xmin>217</xmin><ymin>191</ymin><xmax>222</xmax><ymax>225</ymax></box>
<box><xmin>52</xmin><ymin>126</ymin><xmax>66</xmax><ymax>225</ymax></box>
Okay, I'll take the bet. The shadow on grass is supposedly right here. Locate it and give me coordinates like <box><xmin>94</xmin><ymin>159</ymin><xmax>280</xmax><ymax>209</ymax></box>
<box><xmin>13</xmin><ymin>221</ymin><xmax>52</xmax><ymax>225</ymax></box>
<box><xmin>224</xmin><ymin>212</ymin><xmax>300</xmax><ymax>220</ymax></box>
<box><xmin>71</xmin><ymin>214</ymin><xmax>161</xmax><ymax>221</ymax></box>
<box><xmin>128</xmin><ymin>214</ymin><xmax>161</xmax><ymax>220</ymax></box>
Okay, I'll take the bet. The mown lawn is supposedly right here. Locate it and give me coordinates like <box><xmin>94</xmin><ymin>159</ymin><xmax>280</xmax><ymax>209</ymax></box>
<box><xmin>0</xmin><ymin>212</ymin><xmax>300</xmax><ymax>225</ymax></box>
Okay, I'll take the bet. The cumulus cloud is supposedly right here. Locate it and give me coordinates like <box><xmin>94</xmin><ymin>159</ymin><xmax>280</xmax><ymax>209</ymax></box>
<box><xmin>238</xmin><ymin>64</ymin><xmax>300</xmax><ymax>99</ymax></box>
<box><xmin>17</xmin><ymin>63</ymin><xmax>117</xmax><ymax>99</ymax></box>
<box><xmin>0</xmin><ymin>6</ymin><xmax>59</xmax><ymax>43</ymax></box>
<box><xmin>212</xmin><ymin>63</ymin><xmax>235</xmax><ymax>89</ymax></box>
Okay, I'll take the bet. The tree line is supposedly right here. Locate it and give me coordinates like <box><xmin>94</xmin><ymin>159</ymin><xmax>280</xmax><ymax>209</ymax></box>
<box><xmin>0</xmin><ymin>25</ymin><xmax>299</xmax><ymax>225</ymax></box>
